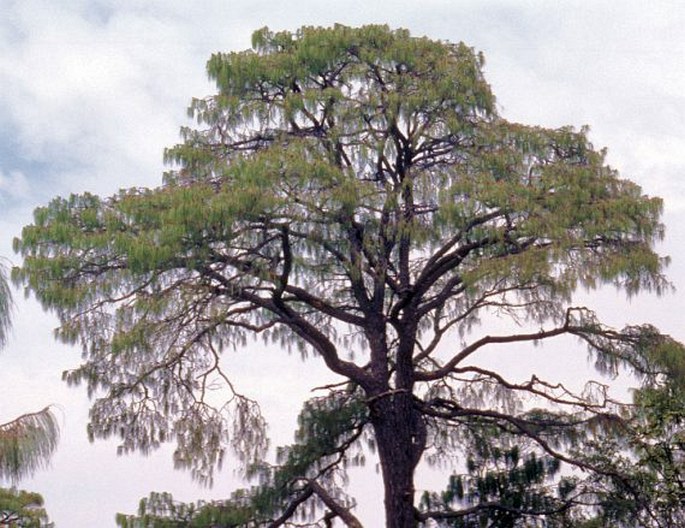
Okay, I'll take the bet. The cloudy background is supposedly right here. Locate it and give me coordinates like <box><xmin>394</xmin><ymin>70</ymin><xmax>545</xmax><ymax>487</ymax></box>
<box><xmin>1</xmin><ymin>1</ymin><xmax>685</xmax><ymax>525</ymax></box>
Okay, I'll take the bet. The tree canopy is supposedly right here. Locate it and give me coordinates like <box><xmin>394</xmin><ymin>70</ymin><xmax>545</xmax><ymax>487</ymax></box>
<box><xmin>13</xmin><ymin>25</ymin><xmax>684</xmax><ymax>527</ymax></box>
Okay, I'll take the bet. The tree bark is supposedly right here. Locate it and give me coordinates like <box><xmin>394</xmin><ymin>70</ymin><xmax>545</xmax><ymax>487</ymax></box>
<box><xmin>370</xmin><ymin>390</ymin><xmax>425</xmax><ymax>528</ymax></box>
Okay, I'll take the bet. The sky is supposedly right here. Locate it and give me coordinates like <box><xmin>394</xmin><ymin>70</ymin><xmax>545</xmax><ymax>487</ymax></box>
<box><xmin>1</xmin><ymin>1</ymin><xmax>685</xmax><ymax>526</ymax></box>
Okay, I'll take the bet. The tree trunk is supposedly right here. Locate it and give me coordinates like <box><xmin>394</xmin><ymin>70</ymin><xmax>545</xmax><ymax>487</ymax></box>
<box><xmin>370</xmin><ymin>390</ymin><xmax>425</xmax><ymax>528</ymax></box>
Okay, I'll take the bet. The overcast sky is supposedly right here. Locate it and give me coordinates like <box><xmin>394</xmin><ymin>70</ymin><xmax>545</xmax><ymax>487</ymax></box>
<box><xmin>2</xmin><ymin>1</ymin><xmax>685</xmax><ymax>526</ymax></box>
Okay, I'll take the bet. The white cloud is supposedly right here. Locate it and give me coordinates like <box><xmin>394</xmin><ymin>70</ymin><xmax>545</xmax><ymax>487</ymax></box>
<box><xmin>0</xmin><ymin>169</ymin><xmax>30</xmax><ymax>202</ymax></box>
<box><xmin>0</xmin><ymin>1</ymin><xmax>216</xmax><ymax>199</ymax></box>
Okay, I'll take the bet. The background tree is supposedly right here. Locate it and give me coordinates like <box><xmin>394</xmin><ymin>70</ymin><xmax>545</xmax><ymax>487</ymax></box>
<box><xmin>418</xmin><ymin>426</ymin><xmax>575</xmax><ymax>527</ymax></box>
<box><xmin>0</xmin><ymin>263</ymin><xmax>57</xmax><ymax>527</ymax></box>
<box><xmin>569</xmin><ymin>334</ymin><xmax>685</xmax><ymax>528</ymax></box>
<box><xmin>12</xmin><ymin>25</ymin><xmax>683</xmax><ymax>527</ymax></box>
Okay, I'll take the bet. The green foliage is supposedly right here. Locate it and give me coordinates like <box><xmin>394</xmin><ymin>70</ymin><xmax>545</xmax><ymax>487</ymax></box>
<box><xmin>0</xmin><ymin>409</ymin><xmax>59</xmax><ymax>484</ymax></box>
<box><xmin>0</xmin><ymin>487</ymin><xmax>52</xmax><ymax>527</ymax></box>
<box><xmin>115</xmin><ymin>491</ymin><xmax>251</xmax><ymax>528</ymax></box>
<box><xmin>0</xmin><ymin>262</ymin><xmax>11</xmax><ymax>350</ymax></box>
<box><xmin>12</xmin><ymin>24</ymin><xmax>683</xmax><ymax>526</ymax></box>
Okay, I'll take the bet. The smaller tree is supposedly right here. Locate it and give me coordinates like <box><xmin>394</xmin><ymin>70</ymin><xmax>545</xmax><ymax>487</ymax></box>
<box><xmin>416</xmin><ymin>331</ymin><xmax>685</xmax><ymax>528</ymax></box>
<box><xmin>419</xmin><ymin>428</ymin><xmax>573</xmax><ymax>527</ymax></box>
<box><xmin>572</xmin><ymin>335</ymin><xmax>685</xmax><ymax>527</ymax></box>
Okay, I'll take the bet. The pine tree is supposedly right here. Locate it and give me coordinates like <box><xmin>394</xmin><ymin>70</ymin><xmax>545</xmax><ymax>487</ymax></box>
<box><xmin>14</xmin><ymin>25</ymin><xmax>683</xmax><ymax>527</ymax></box>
